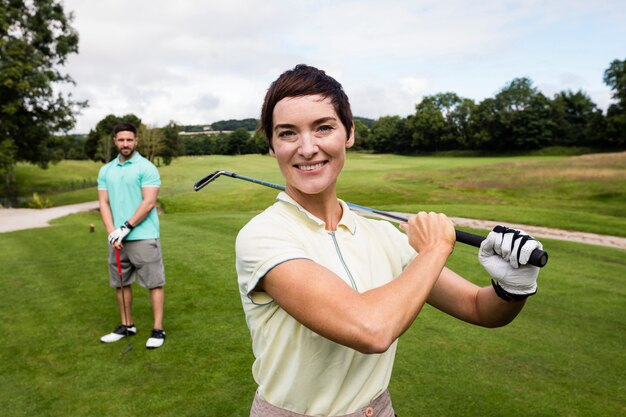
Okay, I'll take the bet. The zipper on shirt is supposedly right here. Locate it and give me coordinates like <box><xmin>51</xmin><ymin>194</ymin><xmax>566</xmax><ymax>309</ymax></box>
<box><xmin>329</xmin><ymin>231</ymin><xmax>357</xmax><ymax>290</ymax></box>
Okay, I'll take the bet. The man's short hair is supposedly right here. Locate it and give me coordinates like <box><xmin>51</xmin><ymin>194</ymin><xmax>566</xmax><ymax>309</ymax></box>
<box><xmin>113</xmin><ymin>122</ymin><xmax>137</xmax><ymax>137</ymax></box>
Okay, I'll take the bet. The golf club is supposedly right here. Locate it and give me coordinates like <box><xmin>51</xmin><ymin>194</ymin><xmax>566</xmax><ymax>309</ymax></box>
<box><xmin>194</xmin><ymin>170</ymin><xmax>548</xmax><ymax>267</ymax></box>
<box><xmin>115</xmin><ymin>248</ymin><xmax>133</xmax><ymax>355</ymax></box>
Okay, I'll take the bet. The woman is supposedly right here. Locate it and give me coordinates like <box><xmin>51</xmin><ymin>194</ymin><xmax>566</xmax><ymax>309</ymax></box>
<box><xmin>236</xmin><ymin>64</ymin><xmax>542</xmax><ymax>417</ymax></box>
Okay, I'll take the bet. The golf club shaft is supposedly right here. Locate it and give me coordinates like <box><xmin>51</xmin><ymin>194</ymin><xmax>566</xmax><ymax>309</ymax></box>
<box><xmin>194</xmin><ymin>171</ymin><xmax>548</xmax><ymax>267</ymax></box>
<box><xmin>115</xmin><ymin>248</ymin><xmax>132</xmax><ymax>354</ymax></box>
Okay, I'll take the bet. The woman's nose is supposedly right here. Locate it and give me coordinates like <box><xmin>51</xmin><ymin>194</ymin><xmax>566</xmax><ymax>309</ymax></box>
<box><xmin>298</xmin><ymin>134</ymin><xmax>318</xmax><ymax>158</ymax></box>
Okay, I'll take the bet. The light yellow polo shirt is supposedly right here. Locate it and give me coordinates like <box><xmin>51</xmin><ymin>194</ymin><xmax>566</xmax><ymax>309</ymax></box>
<box><xmin>235</xmin><ymin>192</ymin><xmax>416</xmax><ymax>415</ymax></box>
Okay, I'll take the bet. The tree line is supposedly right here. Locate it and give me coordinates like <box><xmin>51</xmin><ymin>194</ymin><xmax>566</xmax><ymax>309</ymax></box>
<box><xmin>81</xmin><ymin>59</ymin><xmax>626</xmax><ymax>164</ymax></box>
<box><xmin>357</xmin><ymin>68</ymin><xmax>626</xmax><ymax>154</ymax></box>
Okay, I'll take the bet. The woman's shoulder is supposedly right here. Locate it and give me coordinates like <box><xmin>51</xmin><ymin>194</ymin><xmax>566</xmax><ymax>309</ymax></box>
<box><xmin>353</xmin><ymin>213</ymin><xmax>403</xmax><ymax>235</ymax></box>
<box><xmin>238</xmin><ymin>202</ymin><xmax>295</xmax><ymax>238</ymax></box>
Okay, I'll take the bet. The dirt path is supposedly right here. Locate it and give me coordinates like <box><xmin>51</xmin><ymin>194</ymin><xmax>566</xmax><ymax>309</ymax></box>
<box><xmin>349</xmin><ymin>210</ymin><xmax>626</xmax><ymax>250</ymax></box>
<box><xmin>448</xmin><ymin>216</ymin><xmax>626</xmax><ymax>250</ymax></box>
<box><xmin>1</xmin><ymin>201</ymin><xmax>624</xmax><ymax>250</ymax></box>
<box><xmin>0</xmin><ymin>201</ymin><xmax>100</xmax><ymax>233</ymax></box>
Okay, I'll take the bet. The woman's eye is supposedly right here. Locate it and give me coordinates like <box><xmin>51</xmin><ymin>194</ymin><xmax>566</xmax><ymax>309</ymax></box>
<box><xmin>318</xmin><ymin>125</ymin><xmax>334</xmax><ymax>133</ymax></box>
<box><xmin>277</xmin><ymin>130</ymin><xmax>295</xmax><ymax>138</ymax></box>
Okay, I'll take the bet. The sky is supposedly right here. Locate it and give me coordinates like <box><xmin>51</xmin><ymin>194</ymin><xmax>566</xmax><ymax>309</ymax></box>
<box><xmin>58</xmin><ymin>0</ymin><xmax>626</xmax><ymax>133</ymax></box>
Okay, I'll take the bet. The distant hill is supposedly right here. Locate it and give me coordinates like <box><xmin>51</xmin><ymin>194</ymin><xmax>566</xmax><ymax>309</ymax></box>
<box><xmin>211</xmin><ymin>118</ymin><xmax>258</xmax><ymax>131</ymax></box>
<box><xmin>181</xmin><ymin>116</ymin><xmax>373</xmax><ymax>133</ymax></box>
<box><xmin>180</xmin><ymin>119</ymin><xmax>258</xmax><ymax>133</ymax></box>
<box><xmin>354</xmin><ymin>116</ymin><xmax>374</xmax><ymax>128</ymax></box>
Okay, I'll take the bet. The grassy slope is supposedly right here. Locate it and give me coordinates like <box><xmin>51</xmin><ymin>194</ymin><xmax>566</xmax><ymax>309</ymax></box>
<box><xmin>5</xmin><ymin>152</ymin><xmax>624</xmax><ymax>235</ymax></box>
<box><xmin>0</xmin><ymin>211</ymin><xmax>624</xmax><ymax>416</ymax></box>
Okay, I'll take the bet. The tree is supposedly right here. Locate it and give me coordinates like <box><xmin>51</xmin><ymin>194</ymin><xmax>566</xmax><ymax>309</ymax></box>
<box><xmin>406</xmin><ymin>93</ymin><xmax>475</xmax><ymax>151</ymax></box>
<box><xmin>603</xmin><ymin>58</ymin><xmax>626</xmax><ymax>147</ymax></box>
<box><xmin>551</xmin><ymin>90</ymin><xmax>605</xmax><ymax>147</ymax></box>
<box><xmin>226</xmin><ymin>128</ymin><xmax>250</xmax><ymax>155</ymax></box>
<box><xmin>604</xmin><ymin>58</ymin><xmax>626</xmax><ymax>107</ymax></box>
<box><xmin>468</xmin><ymin>98</ymin><xmax>498</xmax><ymax>150</ymax></box>
<box><xmin>370</xmin><ymin>116</ymin><xmax>412</xmax><ymax>154</ymax></box>
<box><xmin>448</xmin><ymin>98</ymin><xmax>477</xmax><ymax>149</ymax></box>
<box><xmin>84</xmin><ymin>114</ymin><xmax>141</xmax><ymax>162</ymax></box>
<box><xmin>251</xmin><ymin>130</ymin><xmax>269</xmax><ymax>154</ymax></box>
<box><xmin>160</xmin><ymin>121</ymin><xmax>180</xmax><ymax>165</ymax></box>
<box><xmin>488</xmin><ymin>78</ymin><xmax>554</xmax><ymax>150</ymax></box>
<box><xmin>351</xmin><ymin>119</ymin><xmax>373</xmax><ymax>151</ymax></box>
<box><xmin>138</xmin><ymin>124</ymin><xmax>164</xmax><ymax>163</ymax></box>
<box><xmin>0</xmin><ymin>0</ymin><xmax>87</xmax><ymax>178</ymax></box>
<box><xmin>0</xmin><ymin>139</ymin><xmax>17</xmax><ymax>184</ymax></box>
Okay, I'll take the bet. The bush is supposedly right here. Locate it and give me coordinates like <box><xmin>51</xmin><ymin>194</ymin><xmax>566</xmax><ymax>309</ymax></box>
<box><xmin>26</xmin><ymin>192</ymin><xmax>53</xmax><ymax>209</ymax></box>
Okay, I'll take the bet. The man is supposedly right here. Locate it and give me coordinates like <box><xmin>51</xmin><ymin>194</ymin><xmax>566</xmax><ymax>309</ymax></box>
<box><xmin>97</xmin><ymin>122</ymin><xmax>166</xmax><ymax>349</ymax></box>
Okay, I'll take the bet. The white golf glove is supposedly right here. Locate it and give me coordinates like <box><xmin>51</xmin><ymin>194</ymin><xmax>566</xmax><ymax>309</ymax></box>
<box><xmin>479</xmin><ymin>225</ymin><xmax>542</xmax><ymax>299</ymax></box>
<box><xmin>108</xmin><ymin>222</ymin><xmax>132</xmax><ymax>246</ymax></box>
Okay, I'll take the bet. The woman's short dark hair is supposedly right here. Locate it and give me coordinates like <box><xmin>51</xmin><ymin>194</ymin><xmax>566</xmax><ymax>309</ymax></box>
<box><xmin>260</xmin><ymin>64</ymin><xmax>353</xmax><ymax>150</ymax></box>
<box><xmin>113</xmin><ymin>122</ymin><xmax>137</xmax><ymax>137</ymax></box>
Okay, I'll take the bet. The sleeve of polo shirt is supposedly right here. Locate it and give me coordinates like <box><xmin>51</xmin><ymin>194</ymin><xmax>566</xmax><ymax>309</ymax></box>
<box><xmin>380</xmin><ymin>220</ymin><xmax>417</xmax><ymax>269</ymax></box>
<box><xmin>235</xmin><ymin>215</ymin><xmax>311</xmax><ymax>305</ymax></box>
<box><xmin>141</xmin><ymin>163</ymin><xmax>161</xmax><ymax>188</ymax></box>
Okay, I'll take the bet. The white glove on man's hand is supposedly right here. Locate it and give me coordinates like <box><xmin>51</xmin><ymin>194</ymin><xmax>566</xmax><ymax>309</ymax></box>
<box><xmin>108</xmin><ymin>223</ymin><xmax>131</xmax><ymax>246</ymax></box>
<box><xmin>479</xmin><ymin>225</ymin><xmax>542</xmax><ymax>296</ymax></box>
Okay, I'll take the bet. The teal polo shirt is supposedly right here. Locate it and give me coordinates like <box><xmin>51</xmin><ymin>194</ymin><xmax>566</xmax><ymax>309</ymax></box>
<box><xmin>97</xmin><ymin>152</ymin><xmax>161</xmax><ymax>240</ymax></box>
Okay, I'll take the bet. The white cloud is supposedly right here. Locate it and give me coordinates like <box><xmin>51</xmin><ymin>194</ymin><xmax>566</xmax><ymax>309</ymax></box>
<box><xmin>57</xmin><ymin>0</ymin><xmax>626</xmax><ymax>132</ymax></box>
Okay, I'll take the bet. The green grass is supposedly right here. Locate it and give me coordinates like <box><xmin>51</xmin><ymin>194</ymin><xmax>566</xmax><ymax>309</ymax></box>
<box><xmin>1</xmin><ymin>152</ymin><xmax>625</xmax><ymax>416</ymax></box>
<box><xmin>5</xmin><ymin>152</ymin><xmax>624</xmax><ymax>235</ymax></box>
<box><xmin>0</xmin><ymin>211</ymin><xmax>624</xmax><ymax>416</ymax></box>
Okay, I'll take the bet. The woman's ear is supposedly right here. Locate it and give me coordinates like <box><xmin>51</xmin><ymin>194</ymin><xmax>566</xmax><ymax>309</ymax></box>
<box><xmin>346</xmin><ymin>123</ymin><xmax>355</xmax><ymax>149</ymax></box>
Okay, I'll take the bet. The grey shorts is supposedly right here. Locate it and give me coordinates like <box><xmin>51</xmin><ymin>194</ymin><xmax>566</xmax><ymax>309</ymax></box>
<box><xmin>108</xmin><ymin>239</ymin><xmax>166</xmax><ymax>289</ymax></box>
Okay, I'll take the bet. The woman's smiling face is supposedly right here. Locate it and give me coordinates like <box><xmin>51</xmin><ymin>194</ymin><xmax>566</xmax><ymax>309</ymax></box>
<box><xmin>271</xmin><ymin>94</ymin><xmax>354</xmax><ymax>197</ymax></box>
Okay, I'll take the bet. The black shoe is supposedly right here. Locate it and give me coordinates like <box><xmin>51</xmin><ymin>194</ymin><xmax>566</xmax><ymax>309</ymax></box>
<box><xmin>146</xmin><ymin>328</ymin><xmax>166</xmax><ymax>349</ymax></box>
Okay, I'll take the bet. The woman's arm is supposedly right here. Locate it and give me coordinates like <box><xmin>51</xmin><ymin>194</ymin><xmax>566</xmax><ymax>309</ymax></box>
<box><xmin>259</xmin><ymin>212</ymin><xmax>456</xmax><ymax>354</ymax></box>
<box><xmin>426</xmin><ymin>267</ymin><xmax>525</xmax><ymax>328</ymax></box>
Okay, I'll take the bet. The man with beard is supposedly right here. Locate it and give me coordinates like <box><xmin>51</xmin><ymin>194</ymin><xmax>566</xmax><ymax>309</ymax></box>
<box><xmin>97</xmin><ymin>122</ymin><xmax>166</xmax><ymax>349</ymax></box>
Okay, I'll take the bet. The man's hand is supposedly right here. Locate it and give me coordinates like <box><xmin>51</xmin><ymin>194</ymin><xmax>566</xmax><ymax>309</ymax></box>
<box><xmin>108</xmin><ymin>224</ymin><xmax>131</xmax><ymax>247</ymax></box>
<box><xmin>479</xmin><ymin>225</ymin><xmax>542</xmax><ymax>296</ymax></box>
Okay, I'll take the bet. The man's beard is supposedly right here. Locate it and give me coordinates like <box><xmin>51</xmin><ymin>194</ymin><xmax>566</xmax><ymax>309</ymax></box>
<box><xmin>120</xmin><ymin>147</ymin><xmax>135</xmax><ymax>155</ymax></box>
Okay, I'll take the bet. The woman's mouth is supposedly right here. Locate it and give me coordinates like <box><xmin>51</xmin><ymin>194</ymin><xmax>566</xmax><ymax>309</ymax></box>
<box><xmin>295</xmin><ymin>162</ymin><xmax>326</xmax><ymax>171</ymax></box>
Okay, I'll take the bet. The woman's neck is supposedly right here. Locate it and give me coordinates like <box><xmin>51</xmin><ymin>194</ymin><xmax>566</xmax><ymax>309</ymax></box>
<box><xmin>285</xmin><ymin>186</ymin><xmax>343</xmax><ymax>231</ymax></box>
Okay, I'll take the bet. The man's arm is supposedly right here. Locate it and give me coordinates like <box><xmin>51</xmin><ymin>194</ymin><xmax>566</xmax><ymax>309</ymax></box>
<box><xmin>102</xmin><ymin>186</ymin><xmax>159</xmax><ymax>249</ymax></box>
<box><xmin>126</xmin><ymin>186</ymin><xmax>159</xmax><ymax>228</ymax></box>
<box><xmin>98</xmin><ymin>189</ymin><xmax>116</xmax><ymax>234</ymax></box>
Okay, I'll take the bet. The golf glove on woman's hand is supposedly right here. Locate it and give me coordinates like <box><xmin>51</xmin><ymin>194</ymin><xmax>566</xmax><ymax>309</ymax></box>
<box><xmin>479</xmin><ymin>225</ymin><xmax>542</xmax><ymax>296</ymax></box>
<box><xmin>108</xmin><ymin>224</ymin><xmax>131</xmax><ymax>246</ymax></box>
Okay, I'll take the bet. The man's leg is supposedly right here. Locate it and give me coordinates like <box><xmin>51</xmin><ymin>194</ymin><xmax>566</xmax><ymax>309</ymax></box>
<box><xmin>101</xmin><ymin>288</ymin><xmax>135</xmax><ymax>343</ymax></box>
<box><xmin>146</xmin><ymin>286</ymin><xmax>165</xmax><ymax>349</ymax></box>
<box><xmin>101</xmin><ymin>249</ymin><xmax>137</xmax><ymax>344</ymax></box>
<box><xmin>150</xmin><ymin>286</ymin><xmax>164</xmax><ymax>330</ymax></box>
<box><xmin>117</xmin><ymin>285</ymin><xmax>134</xmax><ymax>326</ymax></box>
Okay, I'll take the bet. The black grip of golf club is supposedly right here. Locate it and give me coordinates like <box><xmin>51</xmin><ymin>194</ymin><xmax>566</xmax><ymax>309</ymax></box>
<box><xmin>455</xmin><ymin>230</ymin><xmax>548</xmax><ymax>267</ymax></box>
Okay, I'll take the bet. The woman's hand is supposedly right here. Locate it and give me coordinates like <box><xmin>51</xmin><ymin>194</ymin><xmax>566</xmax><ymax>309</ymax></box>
<box><xmin>400</xmin><ymin>211</ymin><xmax>456</xmax><ymax>256</ymax></box>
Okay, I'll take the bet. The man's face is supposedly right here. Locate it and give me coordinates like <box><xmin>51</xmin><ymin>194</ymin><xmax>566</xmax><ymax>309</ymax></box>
<box><xmin>114</xmin><ymin>130</ymin><xmax>138</xmax><ymax>160</ymax></box>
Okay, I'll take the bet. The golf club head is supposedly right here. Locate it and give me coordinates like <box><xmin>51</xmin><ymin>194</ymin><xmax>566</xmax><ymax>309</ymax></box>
<box><xmin>122</xmin><ymin>342</ymin><xmax>133</xmax><ymax>355</ymax></box>
<box><xmin>194</xmin><ymin>170</ymin><xmax>224</xmax><ymax>191</ymax></box>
